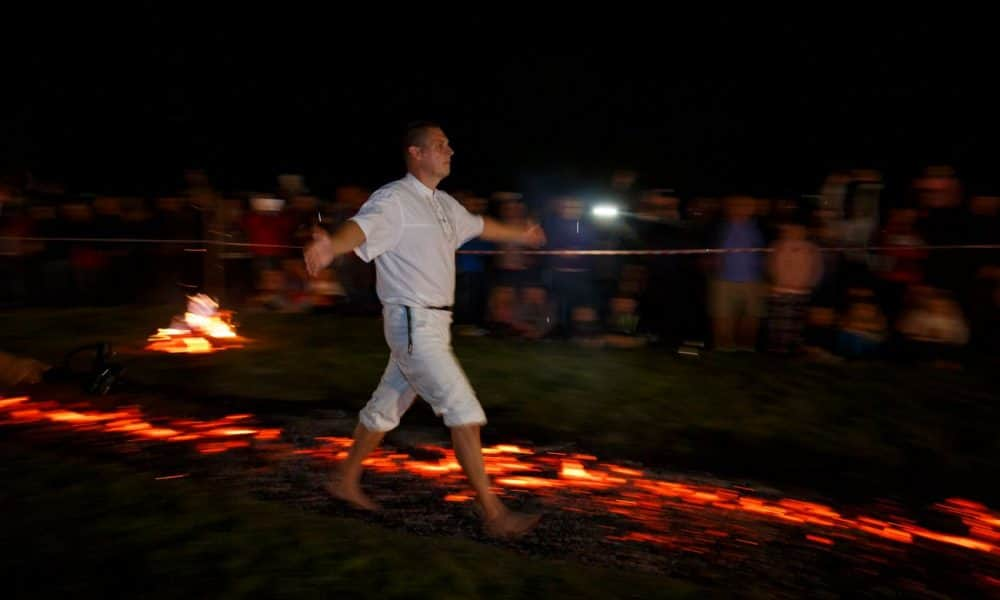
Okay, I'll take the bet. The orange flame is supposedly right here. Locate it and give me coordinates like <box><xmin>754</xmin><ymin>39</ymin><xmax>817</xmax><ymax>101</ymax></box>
<box><xmin>145</xmin><ymin>294</ymin><xmax>245</xmax><ymax>354</ymax></box>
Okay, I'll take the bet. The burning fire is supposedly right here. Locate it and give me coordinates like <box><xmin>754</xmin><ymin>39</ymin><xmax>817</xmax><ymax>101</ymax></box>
<box><xmin>146</xmin><ymin>294</ymin><xmax>245</xmax><ymax>353</ymax></box>
<box><xmin>4</xmin><ymin>392</ymin><xmax>1000</xmax><ymax>575</ymax></box>
<box><xmin>0</xmin><ymin>395</ymin><xmax>276</xmax><ymax>455</ymax></box>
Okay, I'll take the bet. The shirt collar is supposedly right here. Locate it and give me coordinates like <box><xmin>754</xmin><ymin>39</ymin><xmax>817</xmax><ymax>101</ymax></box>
<box><xmin>405</xmin><ymin>172</ymin><xmax>435</xmax><ymax>198</ymax></box>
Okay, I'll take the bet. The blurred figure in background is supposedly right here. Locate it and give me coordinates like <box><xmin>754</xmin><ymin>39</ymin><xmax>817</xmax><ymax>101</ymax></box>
<box><xmin>837</xmin><ymin>287</ymin><xmax>887</xmax><ymax>359</ymax></box>
<box><xmin>605</xmin><ymin>295</ymin><xmax>644</xmax><ymax>348</ymax></box>
<box><xmin>767</xmin><ymin>218</ymin><xmax>823</xmax><ymax>355</ymax></box>
<box><xmin>914</xmin><ymin>166</ymin><xmax>966</xmax><ymax>295</ymax></box>
<box><xmin>635</xmin><ymin>189</ymin><xmax>685</xmax><ymax>347</ymax></box>
<box><xmin>544</xmin><ymin>196</ymin><xmax>598</xmax><ymax>339</ymax></box>
<box><xmin>966</xmin><ymin>195</ymin><xmax>1000</xmax><ymax>358</ymax></box>
<box><xmin>710</xmin><ymin>195</ymin><xmax>765</xmax><ymax>351</ymax></box>
<box><xmin>897</xmin><ymin>285</ymin><xmax>969</xmax><ymax>368</ymax></box>
<box><xmin>0</xmin><ymin>189</ymin><xmax>30</xmax><ymax>307</ymax></box>
<box><xmin>513</xmin><ymin>282</ymin><xmax>556</xmax><ymax>340</ymax></box>
<box><xmin>454</xmin><ymin>193</ymin><xmax>492</xmax><ymax>336</ymax></box>
<box><xmin>872</xmin><ymin>207</ymin><xmax>927</xmax><ymax>330</ymax></box>
<box><xmin>243</xmin><ymin>195</ymin><xmax>295</xmax><ymax>309</ymax></box>
<box><xmin>488</xmin><ymin>195</ymin><xmax>530</xmax><ymax>335</ymax></box>
<box><xmin>330</xmin><ymin>185</ymin><xmax>378</xmax><ymax>314</ymax></box>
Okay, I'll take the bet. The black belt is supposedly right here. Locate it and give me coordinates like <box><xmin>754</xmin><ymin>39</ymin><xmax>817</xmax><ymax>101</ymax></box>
<box><xmin>403</xmin><ymin>305</ymin><xmax>453</xmax><ymax>354</ymax></box>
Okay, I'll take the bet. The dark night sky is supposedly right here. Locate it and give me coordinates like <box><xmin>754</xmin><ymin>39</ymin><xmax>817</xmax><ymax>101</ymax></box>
<box><xmin>3</xmin><ymin>11</ymin><xmax>997</xmax><ymax>200</ymax></box>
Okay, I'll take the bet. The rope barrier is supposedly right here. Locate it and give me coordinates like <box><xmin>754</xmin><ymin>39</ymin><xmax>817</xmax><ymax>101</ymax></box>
<box><xmin>1</xmin><ymin>236</ymin><xmax>998</xmax><ymax>255</ymax></box>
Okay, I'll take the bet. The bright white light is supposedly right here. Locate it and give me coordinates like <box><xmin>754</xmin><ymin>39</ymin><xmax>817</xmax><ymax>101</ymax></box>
<box><xmin>592</xmin><ymin>204</ymin><xmax>619</xmax><ymax>219</ymax></box>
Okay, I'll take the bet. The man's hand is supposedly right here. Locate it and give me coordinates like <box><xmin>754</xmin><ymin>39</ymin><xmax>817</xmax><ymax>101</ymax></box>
<box><xmin>303</xmin><ymin>221</ymin><xmax>367</xmax><ymax>277</ymax></box>
<box><xmin>304</xmin><ymin>227</ymin><xmax>335</xmax><ymax>277</ymax></box>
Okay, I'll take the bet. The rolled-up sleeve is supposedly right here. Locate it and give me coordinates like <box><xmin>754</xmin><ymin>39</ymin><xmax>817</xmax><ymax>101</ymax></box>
<box><xmin>349</xmin><ymin>190</ymin><xmax>404</xmax><ymax>262</ymax></box>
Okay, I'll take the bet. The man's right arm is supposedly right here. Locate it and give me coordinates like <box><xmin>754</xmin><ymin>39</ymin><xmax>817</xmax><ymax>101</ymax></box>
<box><xmin>304</xmin><ymin>221</ymin><xmax>366</xmax><ymax>277</ymax></box>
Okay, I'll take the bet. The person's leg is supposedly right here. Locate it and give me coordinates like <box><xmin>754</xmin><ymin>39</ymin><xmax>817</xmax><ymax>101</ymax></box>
<box><xmin>451</xmin><ymin>423</ymin><xmax>540</xmax><ymax>537</ymax></box>
<box><xmin>789</xmin><ymin>294</ymin><xmax>808</xmax><ymax>353</ymax></box>
<box><xmin>327</xmin><ymin>354</ymin><xmax>416</xmax><ymax>510</ymax></box>
<box><xmin>402</xmin><ymin>307</ymin><xmax>539</xmax><ymax>536</ymax></box>
<box><xmin>737</xmin><ymin>316</ymin><xmax>760</xmax><ymax>350</ymax></box>
<box><xmin>450</xmin><ymin>424</ymin><xmax>503</xmax><ymax>519</ymax></box>
<box><xmin>327</xmin><ymin>422</ymin><xmax>386</xmax><ymax>510</ymax></box>
<box><xmin>713</xmin><ymin>317</ymin><xmax>734</xmax><ymax>350</ymax></box>
<box><xmin>737</xmin><ymin>282</ymin><xmax>763</xmax><ymax>350</ymax></box>
<box><xmin>711</xmin><ymin>280</ymin><xmax>736</xmax><ymax>350</ymax></box>
<box><xmin>766</xmin><ymin>293</ymin><xmax>785</xmax><ymax>353</ymax></box>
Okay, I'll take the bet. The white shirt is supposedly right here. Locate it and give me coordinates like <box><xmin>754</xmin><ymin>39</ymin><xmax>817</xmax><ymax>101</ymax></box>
<box><xmin>350</xmin><ymin>173</ymin><xmax>484</xmax><ymax>307</ymax></box>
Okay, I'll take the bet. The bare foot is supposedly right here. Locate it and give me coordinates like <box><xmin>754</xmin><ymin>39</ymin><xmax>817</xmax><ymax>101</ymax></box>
<box><xmin>324</xmin><ymin>479</ymin><xmax>380</xmax><ymax>511</ymax></box>
<box><xmin>484</xmin><ymin>509</ymin><xmax>541</xmax><ymax>539</ymax></box>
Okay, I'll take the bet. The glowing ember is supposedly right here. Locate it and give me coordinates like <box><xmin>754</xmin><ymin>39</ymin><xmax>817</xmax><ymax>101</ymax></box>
<box><xmin>444</xmin><ymin>493</ymin><xmax>473</xmax><ymax>502</ymax></box>
<box><xmin>806</xmin><ymin>534</ymin><xmax>835</xmax><ymax>546</ymax></box>
<box><xmin>4</xmin><ymin>392</ymin><xmax>1000</xmax><ymax>575</ymax></box>
<box><xmin>1</xmin><ymin>394</ymin><xmax>267</xmax><ymax>451</ymax></box>
<box><xmin>145</xmin><ymin>294</ymin><xmax>246</xmax><ymax>354</ymax></box>
<box><xmin>0</xmin><ymin>396</ymin><xmax>29</xmax><ymax>409</ymax></box>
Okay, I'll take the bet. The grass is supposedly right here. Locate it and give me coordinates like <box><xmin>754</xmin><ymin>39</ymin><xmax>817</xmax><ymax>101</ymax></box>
<box><xmin>3</xmin><ymin>305</ymin><xmax>999</xmax><ymax>504</ymax></box>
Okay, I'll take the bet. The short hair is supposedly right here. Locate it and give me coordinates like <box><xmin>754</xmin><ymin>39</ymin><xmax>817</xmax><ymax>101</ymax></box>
<box><xmin>402</xmin><ymin>121</ymin><xmax>442</xmax><ymax>159</ymax></box>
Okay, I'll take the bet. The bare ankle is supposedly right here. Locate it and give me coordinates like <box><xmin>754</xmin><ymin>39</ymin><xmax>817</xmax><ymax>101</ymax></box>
<box><xmin>478</xmin><ymin>495</ymin><xmax>505</xmax><ymax>521</ymax></box>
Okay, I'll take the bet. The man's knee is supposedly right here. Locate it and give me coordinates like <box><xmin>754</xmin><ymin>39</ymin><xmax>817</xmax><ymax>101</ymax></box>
<box><xmin>441</xmin><ymin>402</ymin><xmax>487</xmax><ymax>429</ymax></box>
<box><xmin>359</xmin><ymin>406</ymin><xmax>402</xmax><ymax>432</ymax></box>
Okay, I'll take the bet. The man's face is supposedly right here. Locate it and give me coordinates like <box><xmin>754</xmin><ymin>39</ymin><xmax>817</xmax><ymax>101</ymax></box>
<box><xmin>412</xmin><ymin>128</ymin><xmax>454</xmax><ymax>179</ymax></box>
